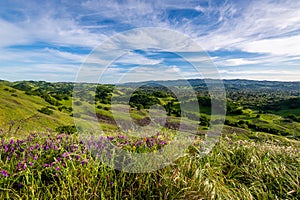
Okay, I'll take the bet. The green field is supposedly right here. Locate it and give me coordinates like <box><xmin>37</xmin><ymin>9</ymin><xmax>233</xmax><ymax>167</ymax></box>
<box><xmin>0</xmin><ymin>79</ymin><xmax>299</xmax><ymax>199</ymax></box>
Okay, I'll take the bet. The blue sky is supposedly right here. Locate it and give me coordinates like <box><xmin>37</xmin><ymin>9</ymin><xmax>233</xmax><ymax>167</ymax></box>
<box><xmin>0</xmin><ymin>0</ymin><xmax>300</xmax><ymax>82</ymax></box>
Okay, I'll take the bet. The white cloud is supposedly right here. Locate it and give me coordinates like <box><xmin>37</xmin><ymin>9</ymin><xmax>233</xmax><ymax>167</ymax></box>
<box><xmin>0</xmin><ymin>48</ymin><xmax>85</xmax><ymax>64</ymax></box>
<box><xmin>0</xmin><ymin>19</ymin><xmax>30</xmax><ymax>47</ymax></box>
<box><xmin>23</xmin><ymin>17</ymin><xmax>107</xmax><ymax>48</ymax></box>
<box><xmin>45</xmin><ymin>48</ymin><xmax>85</xmax><ymax>62</ymax></box>
<box><xmin>0</xmin><ymin>63</ymin><xmax>79</xmax><ymax>82</ymax></box>
<box><xmin>219</xmin><ymin>69</ymin><xmax>300</xmax><ymax>82</ymax></box>
<box><xmin>118</xmin><ymin>65</ymin><xmax>183</xmax><ymax>83</ymax></box>
<box><xmin>239</xmin><ymin>35</ymin><xmax>300</xmax><ymax>56</ymax></box>
<box><xmin>115</xmin><ymin>52</ymin><xmax>162</xmax><ymax>65</ymax></box>
<box><xmin>81</xmin><ymin>0</ymin><xmax>170</xmax><ymax>28</ymax></box>
<box><xmin>214</xmin><ymin>53</ymin><xmax>300</xmax><ymax>68</ymax></box>
<box><xmin>197</xmin><ymin>0</ymin><xmax>300</xmax><ymax>55</ymax></box>
<box><xmin>220</xmin><ymin>58</ymin><xmax>260</xmax><ymax>66</ymax></box>
<box><xmin>0</xmin><ymin>3</ymin><xmax>108</xmax><ymax>48</ymax></box>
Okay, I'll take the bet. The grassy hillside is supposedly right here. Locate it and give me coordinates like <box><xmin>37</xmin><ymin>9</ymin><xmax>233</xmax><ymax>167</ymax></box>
<box><xmin>1</xmin><ymin>79</ymin><xmax>300</xmax><ymax>139</ymax></box>
<box><xmin>0</xmin><ymin>84</ymin><xmax>74</xmax><ymax>137</ymax></box>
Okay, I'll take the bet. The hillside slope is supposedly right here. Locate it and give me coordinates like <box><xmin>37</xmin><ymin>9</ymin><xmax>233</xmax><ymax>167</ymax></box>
<box><xmin>0</xmin><ymin>84</ymin><xmax>74</xmax><ymax>136</ymax></box>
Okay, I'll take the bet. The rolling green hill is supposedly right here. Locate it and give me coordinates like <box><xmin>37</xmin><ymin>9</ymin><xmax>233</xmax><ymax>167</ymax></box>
<box><xmin>0</xmin><ymin>83</ymin><xmax>74</xmax><ymax>137</ymax></box>
<box><xmin>0</xmin><ymin>79</ymin><xmax>299</xmax><ymax>140</ymax></box>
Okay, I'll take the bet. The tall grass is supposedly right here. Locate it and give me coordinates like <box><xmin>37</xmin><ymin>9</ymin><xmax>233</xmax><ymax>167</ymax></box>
<box><xmin>0</xmin><ymin>131</ymin><xmax>299</xmax><ymax>199</ymax></box>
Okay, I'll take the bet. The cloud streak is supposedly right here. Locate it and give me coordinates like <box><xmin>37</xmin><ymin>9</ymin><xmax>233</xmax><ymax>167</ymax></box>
<box><xmin>0</xmin><ymin>0</ymin><xmax>299</xmax><ymax>81</ymax></box>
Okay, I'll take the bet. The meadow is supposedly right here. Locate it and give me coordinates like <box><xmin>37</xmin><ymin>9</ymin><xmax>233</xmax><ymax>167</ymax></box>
<box><xmin>1</xmin><ymin>130</ymin><xmax>299</xmax><ymax>199</ymax></box>
<box><xmin>0</xmin><ymin>79</ymin><xmax>300</xmax><ymax>199</ymax></box>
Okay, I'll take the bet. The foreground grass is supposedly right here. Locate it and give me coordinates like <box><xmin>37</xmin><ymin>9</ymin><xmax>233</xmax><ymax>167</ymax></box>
<box><xmin>0</xmin><ymin>132</ymin><xmax>299</xmax><ymax>199</ymax></box>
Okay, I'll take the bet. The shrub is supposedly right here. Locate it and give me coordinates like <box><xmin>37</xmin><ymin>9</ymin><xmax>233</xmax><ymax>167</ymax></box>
<box><xmin>38</xmin><ymin>107</ymin><xmax>54</xmax><ymax>115</ymax></box>
<box><xmin>55</xmin><ymin>125</ymin><xmax>77</xmax><ymax>134</ymax></box>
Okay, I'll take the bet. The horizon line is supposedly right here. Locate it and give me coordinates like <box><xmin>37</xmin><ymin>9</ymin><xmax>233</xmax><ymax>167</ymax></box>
<box><xmin>1</xmin><ymin>78</ymin><xmax>300</xmax><ymax>84</ymax></box>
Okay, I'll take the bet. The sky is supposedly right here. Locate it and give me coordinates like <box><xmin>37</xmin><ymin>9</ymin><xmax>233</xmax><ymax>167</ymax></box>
<box><xmin>0</xmin><ymin>0</ymin><xmax>300</xmax><ymax>82</ymax></box>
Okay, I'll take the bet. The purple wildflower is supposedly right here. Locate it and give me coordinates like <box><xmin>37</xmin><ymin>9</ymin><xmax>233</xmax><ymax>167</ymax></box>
<box><xmin>151</xmin><ymin>140</ymin><xmax>155</xmax><ymax>146</ymax></box>
<box><xmin>62</xmin><ymin>152</ymin><xmax>68</xmax><ymax>158</ymax></box>
<box><xmin>22</xmin><ymin>163</ymin><xmax>27</xmax><ymax>170</ymax></box>
<box><xmin>57</xmin><ymin>135</ymin><xmax>63</xmax><ymax>139</ymax></box>
<box><xmin>118</xmin><ymin>135</ymin><xmax>127</xmax><ymax>139</ymax></box>
<box><xmin>81</xmin><ymin>160</ymin><xmax>87</xmax><ymax>166</ymax></box>
<box><xmin>10</xmin><ymin>147</ymin><xmax>15</xmax><ymax>153</ymax></box>
<box><xmin>17</xmin><ymin>183</ymin><xmax>24</xmax><ymax>188</ymax></box>
<box><xmin>107</xmin><ymin>136</ymin><xmax>114</xmax><ymax>141</ymax></box>
<box><xmin>1</xmin><ymin>169</ymin><xmax>9</xmax><ymax>177</ymax></box>
<box><xmin>17</xmin><ymin>139</ymin><xmax>24</xmax><ymax>144</ymax></box>
<box><xmin>43</xmin><ymin>164</ymin><xmax>49</xmax><ymax>167</ymax></box>
<box><xmin>55</xmin><ymin>166</ymin><xmax>60</xmax><ymax>171</ymax></box>
<box><xmin>16</xmin><ymin>162</ymin><xmax>23</xmax><ymax>171</ymax></box>
<box><xmin>29</xmin><ymin>162</ymin><xmax>33</xmax><ymax>166</ymax></box>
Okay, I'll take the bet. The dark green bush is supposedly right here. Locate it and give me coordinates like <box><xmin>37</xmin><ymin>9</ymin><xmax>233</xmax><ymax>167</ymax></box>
<box><xmin>38</xmin><ymin>107</ymin><xmax>54</xmax><ymax>115</ymax></box>
<box><xmin>55</xmin><ymin>125</ymin><xmax>77</xmax><ymax>134</ymax></box>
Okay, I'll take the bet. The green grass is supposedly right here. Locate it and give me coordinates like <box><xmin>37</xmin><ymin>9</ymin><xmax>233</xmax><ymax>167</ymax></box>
<box><xmin>0</xmin><ymin>85</ymin><xmax>74</xmax><ymax>136</ymax></box>
<box><xmin>0</xmin><ymin>131</ymin><xmax>299</xmax><ymax>199</ymax></box>
<box><xmin>225</xmin><ymin>110</ymin><xmax>300</xmax><ymax>137</ymax></box>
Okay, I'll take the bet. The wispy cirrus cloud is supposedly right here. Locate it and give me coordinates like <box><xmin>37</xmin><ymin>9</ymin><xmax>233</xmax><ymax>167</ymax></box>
<box><xmin>0</xmin><ymin>0</ymin><xmax>299</xmax><ymax>81</ymax></box>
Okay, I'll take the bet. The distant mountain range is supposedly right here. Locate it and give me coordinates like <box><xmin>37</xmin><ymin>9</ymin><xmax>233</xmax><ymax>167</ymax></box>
<box><xmin>1</xmin><ymin>78</ymin><xmax>300</xmax><ymax>91</ymax></box>
<box><xmin>120</xmin><ymin>79</ymin><xmax>300</xmax><ymax>91</ymax></box>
